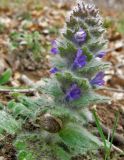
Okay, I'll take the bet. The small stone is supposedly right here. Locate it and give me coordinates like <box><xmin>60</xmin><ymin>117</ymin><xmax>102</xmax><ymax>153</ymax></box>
<box><xmin>41</xmin><ymin>113</ymin><xmax>63</xmax><ymax>133</ymax></box>
<box><xmin>117</xmin><ymin>125</ymin><xmax>123</xmax><ymax>132</ymax></box>
<box><xmin>120</xmin><ymin>106</ymin><xmax>124</xmax><ymax>115</ymax></box>
<box><xmin>42</xmin><ymin>29</ymin><xmax>49</xmax><ymax>34</ymax></box>
<box><xmin>38</xmin><ymin>19</ymin><xmax>48</xmax><ymax>28</ymax></box>
<box><xmin>0</xmin><ymin>157</ymin><xmax>6</xmax><ymax>160</ymax></box>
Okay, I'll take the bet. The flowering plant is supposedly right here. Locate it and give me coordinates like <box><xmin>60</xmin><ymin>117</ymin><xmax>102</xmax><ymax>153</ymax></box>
<box><xmin>0</xmin><ymin>1</ymin><xmax>110</xmax><ymax>160</ymax></box>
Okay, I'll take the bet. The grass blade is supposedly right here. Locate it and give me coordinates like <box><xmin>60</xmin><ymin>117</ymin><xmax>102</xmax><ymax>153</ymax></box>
<box><xmin>93</xmin><ymin>110</ymin><xmax>107</xmax><ymax>150</ymax></box>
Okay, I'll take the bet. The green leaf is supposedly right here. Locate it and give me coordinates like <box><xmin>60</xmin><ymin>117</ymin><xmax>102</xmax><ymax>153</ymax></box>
<box><xmin>71</xmin><ymin>91</ymin><xmax>109</xmax><ymax>108</ymax></box>
<box><xmin>8</xmin><ymin>97</ymin><xmax>49</xmax><ymax>120</ymax></box>
<box><xmin>14</xmin><ymin>140</ymin><xmax>27</xmax><ymax>150</ymax></box>
<box><xmin>79</xmin><ymin>58</ymin><xmax>110</xmax><ymax>75</ymax></box>
<box><xmin>50</xmin><ymin>55</ymin><xmax>68</xmax><ymax>69</ymax></box>
<box><xmin>9</xmin><ymin>32</ymin><xmax>21</xmax><ymax>49</ymax></box>
<box><xmin>0</xmin><ymin>102</ymin><xmax>4</xmax><ymax>110</ymax></box>
<box><xmin>58</xmin><ymin>39</ymin><xmax>77</xmax><ymax>58</ymax></box>
<box><xmin>0</xmin><ymin>127</ymin><xmax>4</xmax><ymax>134</ymax></box>
<box><xmin>88</xmin><ymin>41</ymin><xmax>106</xmax><ymax>53</ymax></box>
<box><xmin>0</xmin><ymin>69</ymin><xmax>12</xmax><ymax>85</ymax></box>
<box><xmin>14</xmin><ymin>136</ymin><xmax>40</xmax><ymax>159</ymax></box>
<box><xmin>38</xmin><ymin>78</ymin><xmax>64</xmax><ymax>98</ymax></box>
<box><xmin>18</xmin><ymin>150</ymin><xmax>34</xmax><ymax>160</ymax></box>
<box><xmin>24</xmin><ymin>33</ymin><xmax>33</xmax><ymax>47</ymax></box>
<box><xmin>48</xmin><ymin>105</ymin><xmax>80</xmax><ymax>124</ymax></box>
<box><xmin>18</xmin><ymin>96</ymin><xmax>49</xmax><ymax>112</ymax></box>
<box><xmin>82</xmin><ymin>46</ymin><xmax>93</xmax><ymax>61</ymax></box>
<box><xmin>8</xmin><ymin>102</ymin><xmax>33</xmax><ymax>118</ymax></box>
<box><xmin>0</xmin><ymin>110</ymin><xmax>20</xmax><ymax>134</ymax></box>
<box><xmin>59</xmin><ymin>124</ymin><xmax>101</xmax><ymax>156</ymax></box>
<box><xmin>53</xmin><ymin>145</ymin><xmax>71</xmax><ymax>160</ymax></box>
<box><xmin>56</xmin><ymin>71</ymin><xmax>90</xmax><ymax>91</ymax></box>
<box><xmin>15</xmin><ymin>133</ymin><xmax>54</xmax><ymax>160</ymax></box>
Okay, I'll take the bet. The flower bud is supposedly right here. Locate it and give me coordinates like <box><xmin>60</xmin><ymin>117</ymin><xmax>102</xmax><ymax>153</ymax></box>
<box><xmin>74</xmin><ymin>29</ymin><xmax>87</xmax><ymax>43</ymax></box>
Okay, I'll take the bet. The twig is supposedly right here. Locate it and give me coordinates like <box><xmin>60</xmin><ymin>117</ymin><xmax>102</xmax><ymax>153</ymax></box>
<box><xmin>0</xmin><ymin>88</ymin><xmax>36</xmax><ymax>94</ymax></box>
<box><xmin>115</xmin><ymin>64</ymin><xmax>124</xmax><ymax>68</ymax></box>
<box><xmin>105</xmin><ymin>73</ymin><xmax>120</xmax><ymax>77</ymax></box>
<box><xmin>91</xmin><ymin>121</ymin><xmax>124</xmax><ymax>146</ymax></box>
<box><xmin>105</xmin><ymin>43</ymin><xmax>124</xmax><ymax>53</ymax></box>
<box><xmin>97</xmin><ymin>87</ymin><xmax>124</xmax><ymax>93</ymax></box>
<box><xmin>92</xmin><ymin>130</ymin><xmax>124</xmax><ymax>154</ymax></box>
<box><xmin>111</xmin><ymin>144</ymin><xmax>124</xmax><ymax>154</ymax></box>
<box><xmin>20</xmin><ymin>75</ymin><xmax>34</xmax><ymax>86</ymax></box>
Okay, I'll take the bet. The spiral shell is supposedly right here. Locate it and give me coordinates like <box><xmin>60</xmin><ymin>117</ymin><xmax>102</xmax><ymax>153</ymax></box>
<box><xmin>41</xmin><ymin>113</ymin><xmax>63</xmax><ymax>133</ymax></box>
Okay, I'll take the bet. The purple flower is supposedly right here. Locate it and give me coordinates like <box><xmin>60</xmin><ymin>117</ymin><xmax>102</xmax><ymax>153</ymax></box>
<box><xmin>65</xmin><ymin>84</ymin><xmax>81</xmax><ymax>102</ymax></box>
<box><xmin>96</xmin><ymin>51</ymin><xmax>106</xmax><ymax>58</ymax></box>
<box><xmin>72</xmin><ymin>49</ymin><xmax>87</xmax><ymax>69</ymax></box>
<box><xmin>74</xmin><ymin>28</ymin><xmax>87</xmax><ymax>43</ymax></box>
<box><xmin>90</xmin><ymin>72</ymin><xmax>105</xmax><ymax>86</ymax></box>
<box><xmin>50</xmin><ymin>40</ymin><xmax>59</xmax><ymax>55</ymax></box>
<box><xmin>50</xmin><ymin>67</ymin><xmax>59</xmax><ymax>74</ymax></box>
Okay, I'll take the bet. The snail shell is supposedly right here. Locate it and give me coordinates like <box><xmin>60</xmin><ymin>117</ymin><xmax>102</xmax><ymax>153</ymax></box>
<box><xmin>41</xmin><ymin>113</ymin><xmax>63</xmax><ymax>133</ymax></box>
